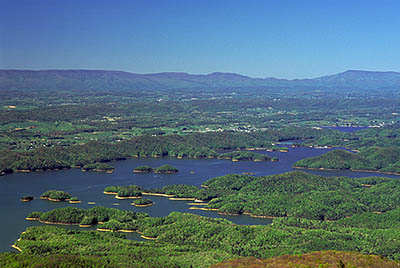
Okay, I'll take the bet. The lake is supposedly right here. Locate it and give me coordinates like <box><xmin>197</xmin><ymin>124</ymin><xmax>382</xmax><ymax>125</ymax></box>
<box><xmin>1</xmin><ymin>146</ymin><xmax>399</xmax><ymax>252</ymax></box>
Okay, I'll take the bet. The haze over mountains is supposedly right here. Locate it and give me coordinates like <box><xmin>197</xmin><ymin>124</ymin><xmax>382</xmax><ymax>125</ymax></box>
<box><xmin>1</xmin><ymin>69</ymin><xmax>400</xmax><ymax>92</ymax></box>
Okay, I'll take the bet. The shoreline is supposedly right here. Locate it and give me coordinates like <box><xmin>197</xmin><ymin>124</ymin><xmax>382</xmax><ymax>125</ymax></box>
<box><xmin>115</xmin><ymin>195</ymin><xmax>142</xmax><ymax>200</ymax></box>
<box><xmin>218</xmin><ymin>212</ymin><xmax>240</xmax><ymax>216</ymax></box>
<box><xmin>142</xmin><ymin>192</ymin><xmax>174</xmax><ymax>197</ymax></box>
<box><xmin>293</xmin><ymin>166</ymin><xmax>338</xmax><ymax>171</ymax></box>
<box><xmin>188</xmin><ymin>208</ymin><xmax>278</xmax><ymax>219</ymax></box>
<box><xmin>25</xmin><ymin>217</ymin><xmax>39</xmax><ymax>221</ymax></box>
<box><xmin>97</xmin><ymin>228</ymin><xmax>137</xmax><ymax>233</ymax></box>
<box><xmin>39</xmin><ymin>220</ymin><xmax>79</xmax><ymax>226</ymax></box>
<box><xmin>0</xmin><ymin>150</ymin><xmax>274</xmax><ymax>177</ymax></box>
<box><xmin>26</xmin><ymin>218</ymin><xmax>145</xmax><ymax>234</ymax></box>
<box><xmin>136</xmin><ymin>229</ymin><xmax>157</xmax><ymax>239</ymax></box>
<box><xmin>169</xmin><ymin>197</ymin><xmax>195</xmax><ymax>201</ymax></box>
<box><xmin>140</xmin><ymin>235</ymin><xmax>157</xmax><ymax>240</ymax></box>
<box><xmin>96</xmin><ymin>228</ymin><xmax>135</xmax><ymax>233</ymax></box>
<box><xmin>132</xmin><ymin>202</ymin><xmax>154</xmax><ymax>207</ymax></box>
<box><xmin>104</xmin><ymin>191</ymin><xmax>118</xmax><ymax>195</ymax></box>
<box><xmin>293</xmin><ymin>166</ymin><xmax>400</xmax><ymax>176</ymax></box>
<box><xmin>187</xmin><ymin>202</ymin><xmax>208</xmax><ymax>206</ymax></box>
<box><xmin>20</xmin><ymin>198</ymin><xmax>34</xmax><ymax>202</ymax></box>
<box><xmin>119</xmin><ymin>229</ymin><xmax>135</xmax><ymax>233</ymax></box>
<box><xmin>2</xmin><ymin>141</ymin><xmax>391</xmax><ymax>178</ymax></box>
<box><xmin>97</xmin><ymin>228</ymin><xmax>113</xmax><ymax>232</ymax></box>
<box><xmin>11</xmin><ymin>244</ymin><xmax>22</xmax><ymax>252</ymax></box>
<box><xmin>40</xmin><ymin>197</ymin><xmax>69</xmax><ymax>202</ymax></box>
<box><xmin>27</xmin><ymin>217</ymin><xmax>81</xmax><ymax>226</ymax></box>
<box><xmin>243</xmin><ymin>212</ymin><xmax>278</xmax><ymax>219</ymax></box>
<box><xmin>104</xmin><ymin>190</ymin><xmax>143</xmax><ymax>199</ymax></box>
<box><xmin>81</xmin><ymin>168</ymin><xmax>115</xmax><ymax>173</ymax></box>
<box><xmin>188</xmin><ymin>207</ymin><xmax>219</xmax><ymax>211</ymax></box>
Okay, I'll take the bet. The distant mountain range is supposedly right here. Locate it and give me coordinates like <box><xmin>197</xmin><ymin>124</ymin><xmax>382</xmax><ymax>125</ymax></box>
<box><xmin>1</xmin><ymin>69</ymin><xmax>400</xmax><ymax>92</ymax></box>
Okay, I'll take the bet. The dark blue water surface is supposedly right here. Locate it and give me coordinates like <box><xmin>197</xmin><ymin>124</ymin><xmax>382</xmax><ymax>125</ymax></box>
<box><xmin>1</xmin><ymin>146</ymin><xmax>399</xmax><ymax>252</ymax></box>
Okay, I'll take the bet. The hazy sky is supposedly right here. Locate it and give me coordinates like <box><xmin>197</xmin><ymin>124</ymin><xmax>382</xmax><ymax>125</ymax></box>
<box><xmin>1</xmin><ymin>0</ymin><xmax>400</xmax><ymax>78</ymax></box>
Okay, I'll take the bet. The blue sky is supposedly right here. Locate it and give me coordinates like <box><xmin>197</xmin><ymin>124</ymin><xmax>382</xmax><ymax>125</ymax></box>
<box><xmin>1</xmin><ymin>0</ymin><xmax>400</xmax><ymax>78</ymax></box>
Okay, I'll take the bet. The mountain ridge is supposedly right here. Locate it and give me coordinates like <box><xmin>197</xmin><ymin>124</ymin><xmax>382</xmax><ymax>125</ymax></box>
<box><xmin>1</xmin><ymin>69</ymin><xmax>400</xmax><ymax>92</ymax></box>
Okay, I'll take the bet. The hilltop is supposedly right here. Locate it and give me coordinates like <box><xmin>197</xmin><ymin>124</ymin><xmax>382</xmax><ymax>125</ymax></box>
<box><xmin>211</xmin><ymin>251</ymin><xmax>400</xmax><ymax>268</ymax></box>
<box><xmin>1</xmin><ymin>69</ymin><xmax>400</xmax><ymax>92</ymax></box>
<box><xmin>293</xmin><ymin>148</ymin><xmax>400</xmax><ymax>174</ymax></box>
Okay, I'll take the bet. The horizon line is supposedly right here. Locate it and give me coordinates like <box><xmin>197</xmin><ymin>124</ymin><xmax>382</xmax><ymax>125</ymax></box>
<box><xmin>1</xmin><ymin>68</ymin><xmax>399</xmax><ymax>81</ymax></box>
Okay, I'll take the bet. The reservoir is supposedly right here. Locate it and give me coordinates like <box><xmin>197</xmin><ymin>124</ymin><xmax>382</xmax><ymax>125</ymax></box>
<box><xmin>1</xmin><ymin>146</ymin><xmax>399</xmax><ymax>252</ymax></box>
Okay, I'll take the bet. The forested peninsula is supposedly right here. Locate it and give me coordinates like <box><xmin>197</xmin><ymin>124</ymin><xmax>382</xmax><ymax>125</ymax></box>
<box><xmin>293</xmin><ymin>148</ymin><xmax>400</xmax><ymax>174</ymax></box>
<box><xmin>102</xmin><ymin>171</ymin><xmax>400</xmax><ymax>221</ymax></box>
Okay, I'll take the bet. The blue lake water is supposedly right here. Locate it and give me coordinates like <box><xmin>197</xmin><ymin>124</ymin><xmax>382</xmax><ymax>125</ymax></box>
<box><xmin>1</xmin><ymin>146</ymin><xmax>399</xmax><ymax>252</ymax></box>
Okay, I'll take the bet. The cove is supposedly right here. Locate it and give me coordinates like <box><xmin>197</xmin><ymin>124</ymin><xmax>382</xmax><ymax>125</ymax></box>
<box><xmin>1</xmin><ymin>146</ymin><xmax>399</xmax><ymax>252</ymax></box>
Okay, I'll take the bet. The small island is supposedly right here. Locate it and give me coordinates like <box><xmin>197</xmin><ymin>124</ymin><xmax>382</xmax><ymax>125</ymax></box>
<box><xmin>81</xmin><ymin>162</ymin><xmax>115</xmax><ymax>173</ymax></box>
<box><xmin>132</xmin><ymin>198</ymin><xmax>154</xmax><ymax>207</ymax></box>
<box><xmin>69</xmin><ymin>197</ymin><xmax>82</xmax><ymax>203</ymax></box>
<box><xmin>266</xmin><ymin>145</ymin><xmax>289</xmax><ymax>152</ymax></box>
<box><xmin>154</xmin><ymin>164</ymin><xmax>179</xmax><ymax>174</ymax></box>
<box><xmin>104</xmin><ymin>185</ymin><xmax>143</xmax><ymax>199</ymax></box>
<box><xmin>20</xmin><ymin>195</ymin><xmax>34</xmax><ymax>202</ymax></box>
<box><xmin>40</xmin><ymin>190</ymin><xmax>72</xmax><ymax>202</ymax></box>
<box><xmin>132</xmin><ymin>164</ymin><xmax>179</xmax><ymax>174</ymax></box>
<box><xmin>133</xmin><ymin>165</ymin><xmax>153</xmax><ymax>173</ymax></box>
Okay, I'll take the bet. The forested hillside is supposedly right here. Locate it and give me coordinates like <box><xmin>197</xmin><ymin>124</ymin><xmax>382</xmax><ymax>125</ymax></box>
<box><xmin>294</xmin><ymin>148</ymin><xmax>400</xmax><ymax>174</ymax></box>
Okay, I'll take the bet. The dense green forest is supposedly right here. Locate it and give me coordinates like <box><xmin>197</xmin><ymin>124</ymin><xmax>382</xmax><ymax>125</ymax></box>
<box><xmin>40</xmin><ymin>190</ymin><xmax>72</xmax><ymax>202</ymax></box>
<box><xmin>133</xmin><ymin>165</ymin><xmax>154</xmax><ymax>173</ymax></box>
<box><xmin>132</xmin><ymin>164</ymin><xmax>179</xmax><ymax>174</ymax></box>
<box><xmin>132</xmin><ymin>198</ymin><xmax>153</xmax><ymax>207</ymax></box>
<box><xmin>139</xmin><ymin>171</ymin><xmax>400</xmax><ymax>220</ymax></box>
<box><xmin>27</xmin><ymin>206</ymin><xmax>147</xmax><ymax>228</ymax></box>
<box><xmin>9</xmin><ymin>206</ymin><xmax>400</xmax><ymax>267</ymax></box>
<box><xmin>294</xmin><ymin>148</ymin><xmax>400</xmax><ymax>174</ymax></box>
<box><xmin>154</xmin><ymin>164</ymin><xmax>179</xmax><ymax>173</ymax></box>
<box><xmin>146</xmin><ymin>184</ymin><xmax>200</xmax><ymax>198</ymax></box>
<box><xmin>217</xmin><ymin>151</ymin><xmax>276</xmax><ymax>161</ymax></box>
<box><xmin>81</xmin><ymin>162</ymin><xmax>115</xmax><ymax>172</ymax></box>
<box><xmin>104</xmin><ymin>185</ymin><xmax>143</xmax><ymax>199</ymax></box>
<box><xmin>103</xmin><ymin>171</ymin><xmax>400</xmax><ymax>220</ymax></box>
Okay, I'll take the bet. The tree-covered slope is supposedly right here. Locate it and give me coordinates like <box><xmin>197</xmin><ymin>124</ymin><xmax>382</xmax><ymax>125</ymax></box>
<box><xmin>11</xmin><ymin>208</ymin><xmax>400</xmax><ymax>267</ymax></box>
<box><xmin>198</xmin><ymin>171</ymin><xmax>400</xmax><ymax>220</ymax></box>
<box><xmin>293</xmin><ymin>148</ymin><xmax>400</xmax><ymax>173</ymax></box>
<box><xmin>105</xmin><ymin>171</ymin><xmax>400</xmax><ymax>221</ymax></box>
<box><xmin>210</xmin><ymin>250</ymin><xmax>400</xmax><ymax>268</ymax></box>
<box><xmin>293</xmin><ymin>149</ymin><xmax>372</xmax><ymax>170</ymax></box>
<box><xmin>2</xmin><ymin>69</ymin><xmax>400</xmax><ymax>92</ymax></box>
